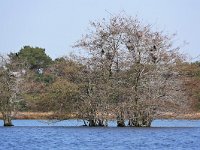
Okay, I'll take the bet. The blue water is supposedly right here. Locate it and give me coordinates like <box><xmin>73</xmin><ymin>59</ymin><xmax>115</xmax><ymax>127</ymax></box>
<box><xmin>0</xmin><ymin>120</ymin><xmax>200</xmax><ymax>150</ymax></box>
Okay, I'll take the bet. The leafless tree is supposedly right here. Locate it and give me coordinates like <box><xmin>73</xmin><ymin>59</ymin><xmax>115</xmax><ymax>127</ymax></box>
<box><xmin>0</xmin><ymin>54</ymin><xmax>26</xmax><ymax>126</ymax></box>
<box><xmin>74</xmin><ymin>14</ymin><xmax>188</xmax><ymax>127</ymax></box>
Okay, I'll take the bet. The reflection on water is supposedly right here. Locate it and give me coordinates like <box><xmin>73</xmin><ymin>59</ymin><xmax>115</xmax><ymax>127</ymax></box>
<box><xmin>0</xmin><ymin>120</ymin><xmax>199</xmax><ymax>150</ymax></box>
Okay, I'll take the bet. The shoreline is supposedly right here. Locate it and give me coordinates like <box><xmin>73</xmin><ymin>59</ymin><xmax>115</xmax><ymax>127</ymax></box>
<box><xmin>156</xmin><ymin>112</ymin><xmax>200</xmax><ymax>120</ymax></box>
<box><xmin>1</xmin><ymin>112</ymin><xmax>200</xmax><ymax>120</ymax></box>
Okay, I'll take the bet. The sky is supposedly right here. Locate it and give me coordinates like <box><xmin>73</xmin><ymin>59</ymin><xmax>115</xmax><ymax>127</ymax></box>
<box><xmin>0</xmin><ymin>0</ymin><xmax>200</xmax><ymax>60</ymax></box>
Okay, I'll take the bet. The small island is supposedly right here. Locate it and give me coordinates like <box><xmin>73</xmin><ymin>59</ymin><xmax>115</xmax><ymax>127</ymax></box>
<box><xmin>1</xmin><ymin>15</ymin><xmax>199</xmax><ymax>128</ymax></box>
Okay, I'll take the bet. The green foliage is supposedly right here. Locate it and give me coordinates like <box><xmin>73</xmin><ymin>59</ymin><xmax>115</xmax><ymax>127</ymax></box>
<box><xmin>43</xmin><ymin>78</ymin><xmax>79</xmax><ymax>113</ymax></box>
<box><xmin>17</xmin><ymin>100</ymin><xmax>29</xmax><ymax>111</ymax></box>
<box><xmin>34</xmin><ymin>73</ymin><xmax>54</xmax><ymax>84</ymax></box>
<box><xmin>193</xmin><ymin>63</ymin><xmax>200</xmax><ymax>110</ymax></box>
<box><xmin>181</xmin><ymin>61</ymin><xmax>200</xmax><ymax>111</ymax></box>
<box><xmin>194</xmin><ymin>92</ymin><xmax>200</xmax><ymax>110</ymax></box>
<box><xmin>14</xmin><ymin>46</ymin><xmax>52</xmax><ymax>70</ymax></box>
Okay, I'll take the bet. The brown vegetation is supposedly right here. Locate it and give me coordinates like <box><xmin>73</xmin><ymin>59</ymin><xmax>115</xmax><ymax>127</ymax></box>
<box><xmin>1</xmin><ymin>112</ymin><xmax>200</xmax><ymax>120</ymax></box>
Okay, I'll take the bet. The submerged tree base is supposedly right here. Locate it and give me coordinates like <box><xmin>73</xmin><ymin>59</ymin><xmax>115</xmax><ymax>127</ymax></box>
<box><xmin>128</xmin><ymin>117</ymin><xmax>152</xmax><ymax>127</ymax></box>
<box><xmin>117</xmin><ymin>120</ymin><xmax>125</xmax><ymax>127</ymax></box>
<box><xmin>83</xmin><ymin>119</ymin><xmax>108</xmax><ymax>127</ymax></box>
<box><xmin>3</xmin><ymin>115</ymin><xmax>14</xmax><ymax>127</ymax></box>
<box><xmin>4</xmin><ymin>123</ymin><xmax>14</xmax><ymax>127</ymax></box>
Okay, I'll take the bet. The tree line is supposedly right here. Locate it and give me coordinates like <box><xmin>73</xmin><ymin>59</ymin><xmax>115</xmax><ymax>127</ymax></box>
<box><xmin>0</xmin><ymin>15</ymin><xmax>199</xmax><ymax>127</ymax></box>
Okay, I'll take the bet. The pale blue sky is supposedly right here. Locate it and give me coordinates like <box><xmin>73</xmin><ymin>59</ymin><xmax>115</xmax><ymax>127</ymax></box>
<box><xmin>0</xmin><ymin>0</ymin><xmax>200</xmax><ymax>60</ymax></box>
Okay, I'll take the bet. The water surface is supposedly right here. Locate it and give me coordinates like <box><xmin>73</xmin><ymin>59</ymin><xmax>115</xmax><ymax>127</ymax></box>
<box><xmin>0</xmin><ymin>120</ymin><xmax>199</xmax><ymax>150</ymax></box>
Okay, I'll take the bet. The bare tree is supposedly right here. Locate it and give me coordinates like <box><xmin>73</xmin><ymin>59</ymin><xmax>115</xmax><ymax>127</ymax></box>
<box><xmin>74</xmin><ymin>14</ymin><xmax>188</xmax><ymax>127</ymax></box>
<box><xmin>0</xmin><ymin>54</ymin><xmax>26</xmax><ymax>126</ymax></box>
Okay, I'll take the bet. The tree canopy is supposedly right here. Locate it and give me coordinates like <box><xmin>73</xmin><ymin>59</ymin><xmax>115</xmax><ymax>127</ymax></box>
<box><xmin>9</xmin><ymin>46</ymin><xmax>52</xmax><ymax>70</ymax></box>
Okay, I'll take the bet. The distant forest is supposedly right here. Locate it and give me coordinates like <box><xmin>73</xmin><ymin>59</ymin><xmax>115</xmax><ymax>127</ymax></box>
<box><xmin>0</xmin><ymin>15</ymin><xmax>200</xmax><ymax>127</ymax></box>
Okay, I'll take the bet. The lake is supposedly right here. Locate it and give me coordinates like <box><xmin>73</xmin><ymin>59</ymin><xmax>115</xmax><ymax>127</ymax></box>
<box><xmin>0</xmin><ymin>120</ymin><xmax>200</xmax><ymax>150</ymax></box>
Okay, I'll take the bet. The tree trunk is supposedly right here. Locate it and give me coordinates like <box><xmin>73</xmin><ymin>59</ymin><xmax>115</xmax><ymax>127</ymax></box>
<box><xmin>97</xmin><ymin>119</ymin><xmax>108</xmax><ymax>126</ymax></box>
<box><xmin>3</xmin><ymin>113</ymin><xmax>14</xmax><ymax>126</ymax></box>
<box><xmin>87</xmin><ymin>119</ymin><xmax>107</xmax><ymax>127</ymax></box>
<box><xmin>88</xmin><ymin>119</ymin><xmax>96</xmax><ymax>126</ymax></box>
<box><xmin>117</xmin><ymin>116</ymin><xmax>125</xmax><ymax>127</ymax></box>
<box><xmin>117</xmin><ymin>119</ymin><xmax>125</xmax><ymax>127</ymax></box>
<box><xmin>128</xmin><ymin>111</ymin><xmax>152</xmax><ymax>127</ymax></box>
<box><xmin>117</xmin><ymin>111</ymin><xmax>125</xmax><ymax>127</ymax></box>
